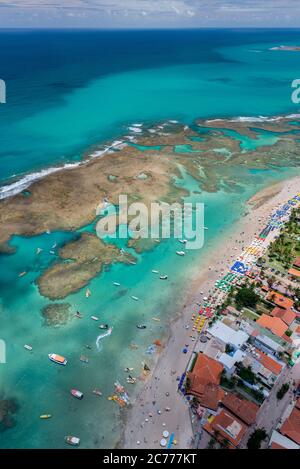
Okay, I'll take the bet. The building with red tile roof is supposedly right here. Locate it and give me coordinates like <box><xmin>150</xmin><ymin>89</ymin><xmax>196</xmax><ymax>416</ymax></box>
<box><xmin>289</xmin><ymin>268</ymin><xmax>300</xmax><ymax>279</ymax></box>
<box><xmin>222</xmin><ymin>392</ymin><xmax>259</xmax><ymax>425</ymax></box>
<box><xmin>280</xmin><ymin>407</ymin><xmax>300</xmax><ymax>445</ymax></box>
<box><xmin>266</xmin><ymin>291</ymin><xmax>294</xmax><ymax>310</ymax></box>
<box><xmin>271</xmin><ymin>307</ymin><xmax>296</xmax><ymax>327</ymax></box>
<box><xmin>293</xmin><ymin>257</ymin><xmax>300</xmax><ymax>269</ymax></box>
<box><xmin>256</xmin><ymin>314</ymin><xmax>288</xmax><ymax>338</ymax></box>
<box><xmin>188</xmin><ymin>353</ymin><xmax>224</xmax><ymax>411</ymax></box>
<box><xmin>203</xmin><ymin>409</ymin><xmax>247</xmax><ymax>447</ymax></box>
<box><xmin>255</xmin><ymin>349</ymin><xmax>283</xmax><ymax>376</ymax></box>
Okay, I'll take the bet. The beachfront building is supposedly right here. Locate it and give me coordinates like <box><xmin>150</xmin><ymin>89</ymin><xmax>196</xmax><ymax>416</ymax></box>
<box><xmin>221</xmin><ymin>392</ymin><xmax>260</xmax><ymax>426</ymax></box>
<box><xmin>187</xmin><ymin>353</ymin><xmax>224</xmax><ymax>412</ymax></box>
<box><xmin>207</xmin><ymin>320</ymin><xmax>249</xmax><ymax>349</ymax></box>
<box><xmin>203</xmin><ymin>408</ymin><xmax>248</xmax><ymax>448</ymax></box>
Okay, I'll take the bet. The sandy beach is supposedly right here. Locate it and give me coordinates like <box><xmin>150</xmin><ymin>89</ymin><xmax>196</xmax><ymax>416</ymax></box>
<box><xmin>122</xmin><ymin>175</ymin><xmax>300</xmax><ymax>449</ymax></box>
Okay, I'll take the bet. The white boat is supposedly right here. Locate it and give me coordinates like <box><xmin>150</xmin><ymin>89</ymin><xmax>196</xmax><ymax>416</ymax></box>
<box><xmin>48</xmin><ymin>353</ymin><xmax>67</xmax><ymax>366</ymax></box>
<box><xmin>65</xmin><ymin>436</ymin><xmax>80</xmax><ymax>447</ymax></box>
<box><xmin>152</xmin><ymin>270</ymin><xmax>159</xmax><ymax>274</ymax></box>
<box><xmin>71</xmin><ymin>389</ymin><xmax>84</xmax><ymax>400</ymax></box>
<box><xmin>49</xmin><ymin>250</ymin><xmax>55</xmax><ymax>255</ymax></box>
<box><xmin>113</xmin><ymin>282</ymin><xmax>121</xmax><ymax>286</ymax></box>
<box><xmin>160</xmin><ymin>275</ymin><xmax>168</xmax><ymax>280</ymax></box>
<box><xmin>36</xmin><ymin>248</ymin><xmax>43</xmax><ymax>255</ymax></box>
<box><xmin>24</xmin><ymin>344</ymin><xmax>33</xmax><ymax>351</ymax></box>
<box><xmin>91</xmin><ymin>316</ymin><xmax>99</xmax><ymax>321</ymax></box>
<box><xmin>85</xmin><ymin>288</ymin><xmax>91</xmax><ymax>298</ymax></box>
<box><xmin>179</xmin><ymin>239</ymin><xmax>187</xmax><ymax>244</ymax></box>
<box><xmin>131</xmin><ymin>296</ymin><xmax>139</xmax><ymax>301</ymax></box>
<box><xmin>176</xmin><ymin>251</ymin><xmax>186</xmax><ymax>256</ymax></box>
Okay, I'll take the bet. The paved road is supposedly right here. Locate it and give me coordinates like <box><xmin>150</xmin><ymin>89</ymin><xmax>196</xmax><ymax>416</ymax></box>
<box><xmin>240</xmin><ymin>362</ymin><xmax>300</xmax><ymax>448</ymax></box>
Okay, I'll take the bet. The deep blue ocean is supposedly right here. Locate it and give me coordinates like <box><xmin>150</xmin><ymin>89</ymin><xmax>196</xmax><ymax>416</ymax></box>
<box><xmin>1</xmin><ymin>29</ymin><xmax>300</xmax><ymax>449</ymax></box>
<box><xmin>0</xmin><ymin>28</ymin><xmax>300</xmax><ymax>183</ymax></box>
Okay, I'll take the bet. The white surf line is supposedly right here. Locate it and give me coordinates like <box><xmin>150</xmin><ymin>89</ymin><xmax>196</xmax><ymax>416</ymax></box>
<box><xmin>0</xmin><ymin>140</ymin><xmax>127</xmax><ymax>200</ymax></box>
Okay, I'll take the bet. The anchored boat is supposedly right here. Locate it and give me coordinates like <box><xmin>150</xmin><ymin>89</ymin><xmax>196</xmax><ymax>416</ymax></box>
<box><xmin>176</xmin><ymin>251</ymin><xmax>185</xmax><ymax>256</ymax></box>
<box><xmin>48</xmin><ymin>354</ymin><xmax>67</xmax><ymax>366</ymax></box>
<box><xmin>71</xmin><ymin>389</ymin><xmax>84</xmax><ymax>400</ymax></box>
<box><xmin>65</xmin><ymin>436</ymin><xmax>80</xmax><ymax>447</ymax></box>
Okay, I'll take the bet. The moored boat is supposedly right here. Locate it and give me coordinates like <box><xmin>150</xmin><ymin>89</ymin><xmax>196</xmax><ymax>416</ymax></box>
<box><xmin>65</xmin><ymin>436</ymin><xmax>80</xmax><ymax>447</ymax></box>
<box><xmin>24</xmin><ymin>344</ymin><xmax>33</xmax><ymax>351</ymax></box>
<box><xmin>131</xmin><ymin>296</ymin><xmax>139</xmax><ymax>301</ymax></box>
<box><xmin>92</xmin><ymin>388</ymin><xmax>102</xmax><ymax>397</ymax></box>
<box><xmin>71</xmin><ymin>389</ymin><xmax>84</xmax><ymax>400</ymax></box>
<box><xmin>91</xmin><ymin>316</ymin><xmax>99</xmax><ymax>321</ymax></box>
<box><xmin>40</xmin><ymin>414</ymin><xmax>52</xmax><ymax>420</ymax></box>
<box><xmin>48</xmin><ymin>354</ymin><xmax>67</xmax><ymax>366</ymax></box>
<box><xmin>176</xmin><ymin>251</ymin><xmax>185</xmax><ymax>256</ymax></box>
<box><xmin>136</xmin><ymin>324</ymin><xmax>147</xmax><ymax>329</ymax></box>
<box><xmin>160</xmin><ymin>275</ymin><xmax>168</xmax><ymax>280</ymax></box>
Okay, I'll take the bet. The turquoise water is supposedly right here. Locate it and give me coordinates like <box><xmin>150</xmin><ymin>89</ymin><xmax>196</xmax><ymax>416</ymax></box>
<box><xmin>1</xmin><ymin>29</ymin><xmax>300</xmax><ymax>448</ymax></box>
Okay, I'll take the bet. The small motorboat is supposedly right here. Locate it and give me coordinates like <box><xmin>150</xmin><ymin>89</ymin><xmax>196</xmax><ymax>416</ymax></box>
<box><xmin>85</xmin><ymin>288</ymin><xmax>91</xmax><ymax>298</ymax></box>
<box><xmin>36</xmin><ymin>248</ymin><xmax>43</xmax><ymax>255</ymax></box>
<box><xmin>176</xmin><ymin>251</ymin><xmax>185</xmax><ymax>256</ymax></box>
<box><xmin>80</xmin><ymin>355</ymin><xmax>89</xmax><ymax>363</ymax></box>
<box><xmin>18</xmin><ymin>271</ymin><xmax>27</xmax><ymax>278</ymax></box>
<box><xmin>160</xmin><ymin>275</ymin><xmax>168</xmax><ymax>280</ymax></box>
<box><xmin>91</xmin><ymin>316</ymin><xmax>99</xmax><ymax>321</ymax></box>
<box><xmin>136</xmin><ymin>324</ymin><xmax>147</xmax><ymax>329</ymax></box>
<box><xmin>24</xmin><ymin>344</ymin><xmax>33</xmax><ymax>351</ymax></box>
<box><xmin>152</xmin><ymin>317</ymin><xmax>160</xmax><ymax>322</ymax></box>
<box><xmin>124</xmin><ymin>367</ymin><xmax>134</xmax><ymax>373</ymax></box>
<box><xmin>48</xmin><ymin>354</ymin><xmax>67</xmax><ymax>366</ymax></box>
<box><xmin>71</xmin><ymin>389</ymin><xmax>84</xmax><ymax>400</ymax></box>
<box><xmin>40</xmin><ymin>414</ymin><xmax>52</xmax><ymax>420</ymax></box>
<box><xmin>152</xmin><ymin>270</ymin><xmax>159</xmax><ymax>274</ymax></box>
<box><xmin>127</xmin><ymin>377</ymin><xmax>136</xmax><ymax>384</ymax></box>
<box><xmin>65</xmin><ymin>436</ymin><xmax>80</xmax><ymax>447</ymax></box>
<box><xmin>99</xmin><ymin>324</ymin><xmax>109</xmax><ymax>330</ymax></box>
<box><xmin>113</xmin><ymin>282</ymin><xmax>121</xmax><ymax>286</ymax></box>
<box><xmin>49</xmin><ymin>250</ymin><xmax>55</xmax><ymax>255</ymax></box>
<box><xmin>131</xmin><ymin>296</ymin><xmax>139</xmax><ymax>301</ymax></box>
<box><xmin>179</xmin><ymin>239</ymin><xmax>187</xmax><ymax>244</ymax></box>
<box><xmin>75</xmin><ymin>311</ymin><xmax>83</xmax><ymax>319</ymax></box>
<box><xmin>92</xmin><ymin>388</ymin><xmax>102</xmax><ymax>397</ymax></box>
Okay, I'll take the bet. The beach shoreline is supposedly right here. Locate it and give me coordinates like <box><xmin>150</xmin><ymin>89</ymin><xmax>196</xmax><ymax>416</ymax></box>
<box><xmin>121</xmin><ymin>175</ymin><xmax>300</xmax><ymax>449</ymax></box>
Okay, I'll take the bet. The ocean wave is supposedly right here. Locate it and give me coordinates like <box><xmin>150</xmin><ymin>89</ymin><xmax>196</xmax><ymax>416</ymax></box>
<box><xmin>0</xmin><ymin>139</ymin><xmax>127</xmax><ymax>200</ymax></box>
<box><xmin>206</xmin><ymin>113</ymin><xmax>300</xmax><ymax>124</ymax></box>
<box><xmin>0</xmin><ymin>163</ymin><xmax>81</xmax><ymax>200</ymax></box>
<box><xmin>229</xmin><ymin>114</ymin><xmax>300</xmax><ymax>123</ymax></box>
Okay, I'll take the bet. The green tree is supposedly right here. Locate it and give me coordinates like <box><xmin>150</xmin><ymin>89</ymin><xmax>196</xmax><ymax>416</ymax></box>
<box><xmin>247</xmin><ymin>428</ymin><xmax>268</xmax><ymax>449</ymax></box>
<box><xmin>235</xmin><ymin>287</ymin><xmax>259</xmax><ymax>310</ymax></box>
